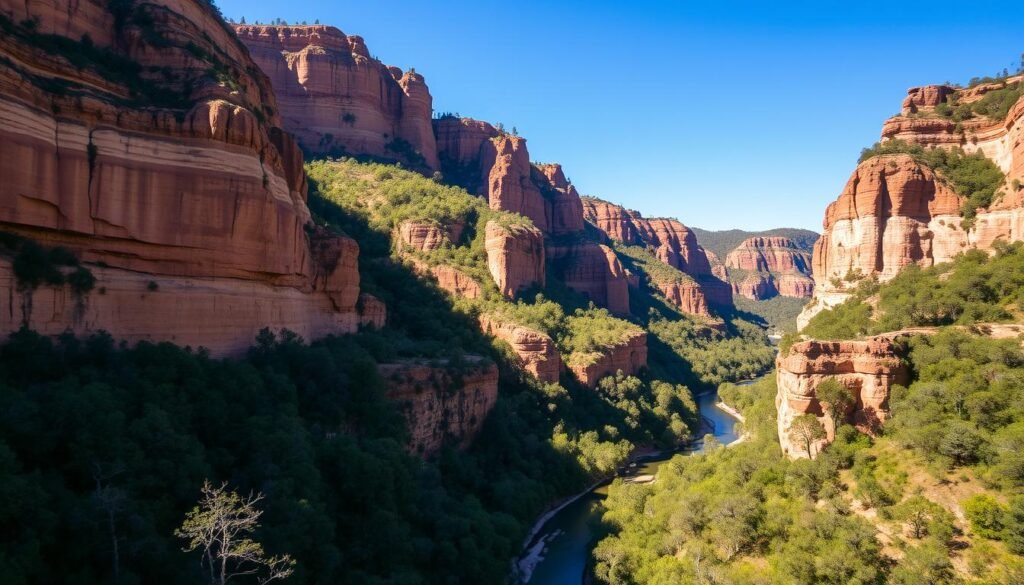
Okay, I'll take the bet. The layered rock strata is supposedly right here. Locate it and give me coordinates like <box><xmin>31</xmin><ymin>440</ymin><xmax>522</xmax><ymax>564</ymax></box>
<box><xmin>546</xmin><ymin>243</ymin><xmax>630</xmax><ymax>315</ymax></box>
<box><xmin>479</xmin><ymin>315</ymin><xmax>561</xmax><ymax>383</ymax></box>
<box><xmin>0</xmin><ymin>0</ymin><xmax>362</xmax><ymax>355</ymax></box>
<box><xmin>581</xmin><ymin>197</ymin><xmax>731</xmax><ymax>315</ymax></box>
<box><xmin>801</xmin><ymin>77</ymin><xmax>1024</xmax><ymax>328</ymax></box>
<box><xmin>724</xmin><ymin>237</ymin><xmax>814</xmax><ymax>300</ymax></box>
<box><xmin>235</xmin><ymin>24</ymin><xmax>439</xmax><ymax>169</ymax></box>
<box><xmin>775</xmin><ymin>338</ymin><xmax>909</xmax><ymax>458</ymax></box>
<box><xmin>380</xmin><ymin>358</ymin><xmax>499</xmax><ymax>456</ymax></box>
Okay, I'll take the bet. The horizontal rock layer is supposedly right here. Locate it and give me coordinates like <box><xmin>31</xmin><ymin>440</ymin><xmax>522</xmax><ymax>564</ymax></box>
<box><xmin>776</xmin><ymin>338</ymin><xmax>909</xmax><ymax>459</ymax></box>
<box><xmin>479</xmin><ymin>315</ymin><xmax>561</xmax><ymax>383</ymax></box>
<box><xmin>568</xmin><ymin>330</ymin><xmax>648</xmax><ymax>388</ymax></box>
<box><xmin>0</xmin><ymin>0</ymin><xmax>362</xmax><ymax>355</ymax></box>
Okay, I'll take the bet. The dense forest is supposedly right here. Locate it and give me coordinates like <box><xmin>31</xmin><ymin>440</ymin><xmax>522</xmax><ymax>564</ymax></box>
<box><xmin>594</xmin><ymin>245</ymin><xmax>1024</xmax><ymax>584</ymax></box>
<box><xmin>0</xmin><ymin>157</ymin><xmax>777</xmax><ymax>584</ymax></box>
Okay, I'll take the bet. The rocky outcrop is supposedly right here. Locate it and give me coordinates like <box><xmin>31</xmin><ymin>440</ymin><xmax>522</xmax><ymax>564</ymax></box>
<box><xmin>546</xmin><ymin>243</ymin><xmax>630</xmax><ymax>315</ymax></box>
<box><xmin>397</xmin><ymin>221</ymin><xmax>462</xmax><ymax>252</ymax></box>
<box><xmin>432</xmin><ymin>117</ymin><xmax>586</xmax><ymax>234</ymax></box>
<box><xmin>409</xmin><ymin>260</ymin><xmax>482</xmax><ymax>299</ymax></box>
<box><xmin>567</xmin><ymin>330</ymin><xmax>647</xmax><ymax>388</ymax></box>
<box><xmin>656</xmin><ymin>280</ymin><xmax>713</xmax><ymax>317</ymax></box>
<box><xmin>380</xmin><ymin>358</ymin><xmax>498</xmax><ymax>457</ymax></box>
<box><xmin>725</xmin><ymin>237</ymin><xmax>814</xmax><ymax>300</ymax></box>
<box><xmin>235</xmin><ymin>24</ymin><xmax>438</xmax><ymax>169</ymax></box>
<box><xmin>358</xmin><ymin>293</ymin><xmax>387</xmax><ymax>329</ymax></box>
<box><xmin>581</xmin><ymin>197</ymin><xmax>732</xmax><ymax>315</ymax></box>
<box><xmin>802</xmin><ymin>76</ymin><xmax>1024</xmax><ymax>329</ymax></box>
<box><xmin>484</xmin><ymin>221</ymin><xmax>545</xmax><ymax>299</ymax></box>
<box><xmin>479</xmin><ymin>315</ymin><xmax>561</xmax><ymax>383</ymax></box>
<box><xmin>0</xmin><ymin>0</ymin><xmax>363</xmax><ymax>355</ymax></box>
<box><xmin>776</xmin><ymin>338</ymin><xmax>909</xmax><ymax>458</ymax></box>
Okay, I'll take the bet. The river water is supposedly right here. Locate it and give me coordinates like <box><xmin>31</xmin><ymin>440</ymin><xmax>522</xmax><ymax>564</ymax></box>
<box><xmin>517</xmin><ymin>387</ymin><xmax>743</xmax><ymax>584</ymax></box>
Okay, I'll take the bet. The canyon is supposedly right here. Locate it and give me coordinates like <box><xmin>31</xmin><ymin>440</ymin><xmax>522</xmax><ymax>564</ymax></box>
<box><xmin>724</xmin><ymin>236</ymin><xmax>814</xmax><ymax>300</ymax></box>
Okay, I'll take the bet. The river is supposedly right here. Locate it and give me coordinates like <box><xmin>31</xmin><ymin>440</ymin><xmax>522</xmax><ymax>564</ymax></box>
<box><xmin>515</xmin><ymin>386</ymin><xmax>745</xmax><ymax>584</ymax></box>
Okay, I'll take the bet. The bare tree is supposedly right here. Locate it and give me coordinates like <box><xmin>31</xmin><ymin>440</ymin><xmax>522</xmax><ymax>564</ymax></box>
<box><xmin>92</xmin><ymin>462</ymin><xmax>127</xmax><ymax>584</ymax></box>
<box><xmin>176</xmin><ymin>481</ymin><xmax>295</xmax><ymax>585</ymax></box>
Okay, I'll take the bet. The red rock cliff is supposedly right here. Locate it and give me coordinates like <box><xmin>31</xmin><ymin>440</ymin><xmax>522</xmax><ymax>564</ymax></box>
<box><xmin>380</xmin><ymin>358</ymin><xmax>499</xmax><ymax>457</ymax></box>
<box><xmin>776</xmin><ymin>338</ymin><xmax>909</xmax><ymax>458</ymax></box>
<box><xmin>581</xmin><ymin>197</ymin><xmax>732</xmax><ymax>315</ymax></box>
<box><xmin>235</xmin><ymin>24</ymin><xmax>439</xmax><ymax>170</ymax></box>
<box><xmin>724</xmin><ymin>236</ymin><xmax>814</xmax><ymax>299</ymax></box>
<box><xmin>0</xmin><ymin>0</ymin><xmax>364</xmax><ymax>355</ymax></box>
<box><xmin>567</xmin><ymin>329</ymin><xmax>648</xmax><ymax>388</ymax></box>
<box><xmin>479</xmin><ymin>315</ymin><xmax>561</xmax><ymax>383</ymax></box>
<box><xmin>484</xmin><ymin>221</ymin><xmax>545</xmax><ymax>299</ymax></box>
<box><xmin>433</xmin><ymin>117</ymin><xmax>587</xmax><ymax>234</ymax></box>
<box><xmin>802</xmin><ymin>76</ymin><xmax>1024</xmax><ymax>328</ymax></box>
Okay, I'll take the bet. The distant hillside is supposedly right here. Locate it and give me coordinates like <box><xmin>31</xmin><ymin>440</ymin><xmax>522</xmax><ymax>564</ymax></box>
<box><xmin>691</xmin><ymin>227</ymin><xmax>819</xmax><ymax>260</ymax></box>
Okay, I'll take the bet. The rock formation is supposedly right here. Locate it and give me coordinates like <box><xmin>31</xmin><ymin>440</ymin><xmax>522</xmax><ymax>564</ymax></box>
<box><xmin>775</xmin><ymin>338</ymin><xmax>909</xmax><ymax>458</ymax></box>
<box><xmin>546</xmin><ymin>243</ymin><xmax>631</xmax><ymax>314</ymax></box>
<box><xmin>581</xmin><ymin>197</ymin><xmax>732</xmax><ymax>316</ymax></box>
<box><xmin>0</xmin><ymin>0</ymin><xmax>363</xmax><ymax>356</ymax></box>
<box><xmin>484</xmin><ymin>221</ymin><xmax>545</xmax><ymax>298</ymax></box>
<box><xmin>358</xmin><ymin>293</ymin><xmax>387</xmax><ymax>329</ymax></box>
<box><xmin>479</xmin><ymin>315</ymin><xmax>561</xmax><ymax>383</ymax></box>
<box><xmin>398</xmin><ymin>221</ymin><xmax>462</xmax><ymax>252</ymax></box>
<box><xmin>235</xmin><ymin>24</ymin><xmax>439</xmax><ymax>169</ymax></box>
<box><xmin>380</xmin><ymin>358</ymin><xmax>499</xmax><ymax>456</ymax></box>
<box><xmin>433</xmin><ymin>117</ymin><xmax>586</xmax><ymax>235</ymax></box>
<box><xmin>567</xmin><ymin>330</ymin><xmax>648</xmax><ymax>388</ymax></box>
<box><xmin>724</xmin><ymin>237</ymin><xmax>814</xmax><ymax>300</ymax></box>
<box><xmin>408</xmin><ymin>259</ymin><xmax>482</xmax><ymax>299</ymax></box>
<box><xmin>799</xmin><ymin>76</ymin><xmax>1024</xmax><ymax>329</ymax></box>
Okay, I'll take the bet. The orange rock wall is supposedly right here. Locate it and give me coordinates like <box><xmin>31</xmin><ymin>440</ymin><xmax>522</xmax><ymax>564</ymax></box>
<box><xmin>775</xmin><ymin>338</ymin><xmax>909</xmax><ymax>458</ymax></box>
<box><xmin>235</xmin><ymin>24</ymin><xmax>439</xmax><ymax>169</ymax></box>
<box><xmin>479</xmin><ymin>315</ymin><xmax>561</xmax><ymax>383</ymax></box>
<box><xmin>568</xmin><ymin>330</ymin><xmax>648</xmax><ymax>388</ymax></box>
<box><xmin>0</xmin><ymin>0</ymin><xmax>362</xmax><ymax>355</ymax></box>
<box><xmin>725</xmin><ymin>236</ymin><xmax>814</xmax><ymax>300</ymax></box>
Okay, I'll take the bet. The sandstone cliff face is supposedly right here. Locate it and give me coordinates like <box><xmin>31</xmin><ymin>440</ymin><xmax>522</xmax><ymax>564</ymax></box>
<box><xmin>484</xmin><ymin>221</ymin><xmax>545</xmax><ymax>299</ymax></box>
<box><xmin>397</xmin><ymin>220</ymin><xmax>462</xmax><ymax>252</ymax></box>
<box><xmin>802</xmin><ymin>77</ymin><xmax>1024</xmax><ymax>328</ymax></box>
<box><xmin>479</xmin><ymin>315</ymin><xmax>561</xmax><ymax>383</ymax></box>
<box><xmin>358</xmin><ymin>293</ymin><xmax>387</xmax><ymax>329</ymax></box>
<box><xmin>0</xmin><ymin>0</ymin><xmax>362</xmax><ymax>355</ymax></box>
<box><xmin>380</xmin><ymin>359</ymin><xmax>498</xmax><ymax>457</ymax></box>
<box><xmin>775</xmin><ymin>338</ymin><xmax>909</xmax><ymax>458</ymax></box>
<box><xmin>546</xmin><ymin>243</ymin><xmax>630</xmax><ymax>315</ymax></box>
<box><xmin>581</xmin><ymin>197</ymin><xmax>732</xmax><ymax>315</ymax></box>
<box><xmin>567</xmin><ymin>330</ymin><xmax>648</xmax><ymax>388</ymax></box>
<box><xmin>725</xmin><ymin>237</ymin><xmax>814</xmax><ymax>300</ymax></box>
<box><xmin>408</xmin><ymin>259</ymin><xmax>482</xmax><ymax>299</ymax></box>
<box><xmin>235</xmin><ymin>25</ymin><xmax>438</xmax><ymax>169</ymax></box>
<box><xmin>433</xmin><ymin>117</ymin><xmax>587</xmax><ymax>235</ymax></box>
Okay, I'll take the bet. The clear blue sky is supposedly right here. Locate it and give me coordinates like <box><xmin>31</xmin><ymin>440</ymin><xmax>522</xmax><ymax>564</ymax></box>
<box><xmin>218</xmin><ymin>0</ymin><xmax>1022</xmax><ymax>231</ymax></box>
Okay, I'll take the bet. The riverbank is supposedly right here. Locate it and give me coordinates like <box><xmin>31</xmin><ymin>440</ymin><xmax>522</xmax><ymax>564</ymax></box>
<box><xmin>516</xmin><ymin>387</ymin><xmax>749</xmax><ymax>584</ymax></box>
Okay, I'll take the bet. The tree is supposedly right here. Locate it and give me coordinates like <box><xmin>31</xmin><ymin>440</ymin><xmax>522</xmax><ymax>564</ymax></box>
<box><xmin>789</xmin><ymin>414</ymin><xmax>826</xmax><ymax>458</ymax></box>
<box><xmin>964</xmin><ymin>494</ymin><xmax>1006</xmax><ymax>539</ymax></box>
<box><xmin>892</xmin><ymin>496</ymin><xmax>943</xmax><ymax>539</ymax></box>
<box><xmin>816</xmin><ymin>379</ymin><xmax>853</xmax><ymax>438</ymax></box>
<box><xmin>176</xmin><ymin>481</ymin><xmax>295</xmax><ymax>585</ymax></box>
<box><xmin>239</xmin><ymin>16</ymin><xmax>246</xmax><ymax>24</ymax></box>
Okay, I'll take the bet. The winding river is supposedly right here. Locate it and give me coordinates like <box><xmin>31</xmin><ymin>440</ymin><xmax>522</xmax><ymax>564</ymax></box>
<box><xmin>516</xmin><ymin>386</ymin><xmax>745</xmax><ymax>584</ymax></box>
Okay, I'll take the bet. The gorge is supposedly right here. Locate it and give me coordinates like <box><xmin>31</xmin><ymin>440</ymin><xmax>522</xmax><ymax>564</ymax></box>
<box><xmin>1</xmin><ymin>2</ymin><xmax>1023</xmax><ymax>584</ymax></box>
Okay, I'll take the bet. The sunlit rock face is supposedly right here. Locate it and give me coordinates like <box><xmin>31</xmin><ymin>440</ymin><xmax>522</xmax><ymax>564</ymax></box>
<box><xmin>776</xmin><ymin>338</ymin><xmax>909</xmax><ymax>459</ymax></box>
<box><xmin>0</xmin><ymin>0</ymin><xmax>363</xmax><ymax>355</ymax></box>
<box><xmin>235</xmin><ymin>24</ymin><xmax>439</xmax><ymax>170</ymax></box>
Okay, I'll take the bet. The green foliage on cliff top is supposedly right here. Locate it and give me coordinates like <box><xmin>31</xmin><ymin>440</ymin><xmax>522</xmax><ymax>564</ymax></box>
<box><xmin>799</xmin><ymin>242</ymin><xmax>1024</xmax><ymax>341</ymax></box>
<box><xmin>561</xmin><ymin>307</ymin><xmax>645</xmax><ymax>368</ymax></box>
<box><xmin>858</xmin><ymin>140</ymin><xmax>1006</xmax><ymax>220</ymax></box>
<box><xmin>733</xmin><ymin>294</ymin><xmax>808</xmax><ymax>334</ymax></box>
<box><xmin>933</xmin><ymin>80</ymin><xmax>1024</xmax><ymax>123</ymax></box>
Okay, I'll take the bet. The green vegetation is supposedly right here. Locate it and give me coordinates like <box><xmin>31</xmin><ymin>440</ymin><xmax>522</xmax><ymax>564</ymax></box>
<box><xmin>561</xmin><ymin>308</ymin><xmax>645</xmax><ymax>367</ymax></box>
<box><xmin>647</xmin><ymin>312</ymin><xmax>775</xmax><ymax>386</ymax></box>
<box><xmin>0</xmin><ymin>231</ymin><xmax>95</xmax><ymax>296</ymax></box>
<box><xmin>798</xmin><ymin>242</ymin><xmax>1024</xmax><ymax>341</ymax></box>
<box><xmin>733</xmin><ymin>294</ymin><xmax>808</xmax><ymax>334</ymax></box>
<box><xmin>934</xmin><ymin>81</ymin><xmax>1024</xmax><ymax>123</ymax></box>
<box><xmin>689</xmin><ymin>227</ymin><xmax>819</xmax><ymax>262</ymax></box>
<box><xmin>859</xmin><ymin>140</ymin><xmax>1006</xmax><ymax>221</ymax></box>
<box><xmin>595</xmin><ymin>237</ymin><xmax>1024</xmax><ymax>584</ymax></box>
<box><xmin>612</xmin><ymin>243</ymin><xmax>695</xmax><ymax>286</ymax></box>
